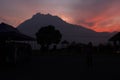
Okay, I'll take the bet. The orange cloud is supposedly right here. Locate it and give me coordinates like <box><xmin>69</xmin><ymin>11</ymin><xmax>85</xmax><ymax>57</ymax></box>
<box><xmin>0</xmin><ymin>0</ymin><xmax>120</xmax><ymax>32</ymax></box>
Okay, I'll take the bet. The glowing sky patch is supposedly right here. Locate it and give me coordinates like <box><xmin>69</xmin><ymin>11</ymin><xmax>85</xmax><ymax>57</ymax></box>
<box><xmin>0</xmin><ymin>0</ymin><xmax>120</xmax><ymax>32</ymax></box>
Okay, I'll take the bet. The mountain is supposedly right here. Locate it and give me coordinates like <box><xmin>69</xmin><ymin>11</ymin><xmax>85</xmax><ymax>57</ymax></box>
<box><xmin>0</xmin><ymin>22</ymin><xmax>19</xmax><ymax>32</ymax></box>
<box><xmin>18</xmin><ymin>13</ymin><xmax>114</xmax><ymax>45</ymax></box>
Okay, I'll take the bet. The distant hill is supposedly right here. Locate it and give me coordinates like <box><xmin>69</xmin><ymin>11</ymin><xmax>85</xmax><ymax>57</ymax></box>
<box><xmin>18</xmin><ymin>13</ymin><xmax>114</xmax><ymax>45</ymax></box>
<box><xmin>0</xmin><ymin>23</ymin><xmax>19</xmax><ymax>32</ymax></box>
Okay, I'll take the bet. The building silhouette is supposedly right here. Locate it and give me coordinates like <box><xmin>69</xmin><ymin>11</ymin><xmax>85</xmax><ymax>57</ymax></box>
<box><xmin>0</xmin><ymin>23</ymin><xmax>35</xmax><ymax>64</ymax></box>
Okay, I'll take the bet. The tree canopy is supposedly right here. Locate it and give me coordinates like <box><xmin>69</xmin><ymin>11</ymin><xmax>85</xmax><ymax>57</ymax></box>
<box><xmin>36</xmin><ymin>25</ymin><xmax>62</xmax><ymax>47</ymax></box>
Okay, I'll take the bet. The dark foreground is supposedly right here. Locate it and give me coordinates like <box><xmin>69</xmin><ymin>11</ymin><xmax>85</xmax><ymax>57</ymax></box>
<box><xmin>1</xmin><ymin>55</ymin><xmax>120</xmax><ymax>80</ymax></box>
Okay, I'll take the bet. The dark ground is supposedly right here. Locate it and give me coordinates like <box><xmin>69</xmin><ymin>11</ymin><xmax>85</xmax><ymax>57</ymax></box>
<box><xmin>1</xmin><ymin>54</ymin><xmax>120</xmax><ymax>80</ymax></box>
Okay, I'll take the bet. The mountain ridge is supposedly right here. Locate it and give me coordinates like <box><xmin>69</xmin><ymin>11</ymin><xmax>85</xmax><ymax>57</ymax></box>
<box><xmin>18</xmin><ymin>13</ymin><xmax>114</xmax><ymax>45</ymax></box>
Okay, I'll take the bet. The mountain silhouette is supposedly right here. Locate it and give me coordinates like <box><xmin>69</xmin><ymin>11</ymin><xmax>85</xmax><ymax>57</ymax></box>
<box><xmin>0</xmin><ymin>23</ymin><xmax>19</xmax><ymax>32</ymax></box>
<box><xmin>18</xmin><ymin>13</ymin><xmax>113</xmax><ymax>44</ymax></box>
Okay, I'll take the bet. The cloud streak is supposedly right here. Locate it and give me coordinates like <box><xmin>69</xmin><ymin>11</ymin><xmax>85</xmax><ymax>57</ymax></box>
<box><xmin>0</xmin><ymin>0</ymin><xmax>120</xmax><ymax>32</ymax></box>
<box><xmin>68</xmin><ymin>0</ymin><xmax>120</xmax><ymax>32</ymax></box>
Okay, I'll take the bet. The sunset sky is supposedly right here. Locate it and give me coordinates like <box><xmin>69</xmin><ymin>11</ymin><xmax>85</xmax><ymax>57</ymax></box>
<box><xmin>0</xmin><ymin>0</ymin><xmax>120</xmax><ymax>32</ymax></box>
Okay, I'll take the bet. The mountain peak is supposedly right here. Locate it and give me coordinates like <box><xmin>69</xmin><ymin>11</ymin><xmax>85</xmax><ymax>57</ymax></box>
<box><xmin>33</xmin><ymin>13</ymin><xmax>53</xmax><ymax>18</ymax></box>
<box><xmin>32</xmin><ymin>13</ymin><xmax>62</xmax><ymax>21</ymax></box>
<box><xmin>33</xmin><ymin>12</ymin><xmax>58</xmax><ymax>17</ymax></box>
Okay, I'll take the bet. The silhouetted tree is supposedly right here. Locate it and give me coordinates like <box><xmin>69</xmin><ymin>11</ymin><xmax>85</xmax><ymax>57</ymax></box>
<box><xmin>36</xmin><ymin>25</ymin><xmax>62</xmax><ymax>51</ymax></box>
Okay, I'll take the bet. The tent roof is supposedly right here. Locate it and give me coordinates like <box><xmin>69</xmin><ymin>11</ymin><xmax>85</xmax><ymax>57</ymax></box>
<box><xmin>0</xmin><ymin>23</ymin><xmax>19</xmax><ymax>32</ymax></box>
<box><xmin>109</xmin><ymin>32</ymin><xmax>120</xmax><ymax>41</ymax></box>
<box><xmin>0</xmin><ymin>23</ymin><xmax>35</xmax><ymax>41</ymax></box>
